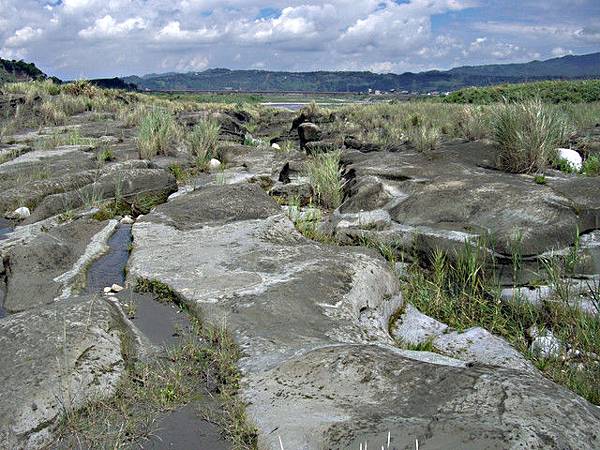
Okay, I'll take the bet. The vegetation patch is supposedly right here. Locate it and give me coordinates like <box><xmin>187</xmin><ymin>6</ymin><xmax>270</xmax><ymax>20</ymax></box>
<box><xmin>582</xmin><ymin>155</ymin><xmax>600</xmax><ymax>176</ymax></box>
<box><xmin>445</xmin><ymin>79</ymin><xmax>600</xmax><ymax>104</ymax></box>
<box><xmin>187</xmin><ymin>118</ymin><xmax>220</xmax><ymax>167</ymax></box>
<box><xmin>53</xmin><ymin>316</ymin><xmax>258</xmax><ymax>449</ymax></box>
<box><xmin>492</xmin><ymin>99</ymin><xmax>572</xmax><ymax>173</ymax></box>
<box><xmin>304</xmin><ymin>150</ymin><xmax>344</xmax><ymax>210</ymax></box>
<box><xmin>137</xmin><ymin>108</ymin><xmax>178</xmax><ymax>159</ymax></box>
<box><xmin>399</xmin><ymin>241</ymin><xmax>600</xmax><ymax>405</ymax></box>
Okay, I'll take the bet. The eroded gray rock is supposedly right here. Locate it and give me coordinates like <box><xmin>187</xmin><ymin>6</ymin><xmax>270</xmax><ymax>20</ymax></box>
<box><xmin>0</xmin><ymin>296</ymin><xmax>127</xmax><ymax>449</ymax></box>
<box><xmin>127</xmin><ymin>183</ymin><xmax>600</xmax><ymax>449</ymax></box>
<box><xmin>1</xmin><ymin>218</ymin><xmax>114</xmax><ymax>312</ymax></box>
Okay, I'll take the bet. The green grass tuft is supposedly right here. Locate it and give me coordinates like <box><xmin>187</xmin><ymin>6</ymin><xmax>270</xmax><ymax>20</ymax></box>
<box><xmin>492</xmin><ymin>99</ymin><xmax>573</xmax><ymax>173</ymax></box>
<box><xmin>137</xmin><ymin>108</ymin><xmax>178</xmax><ymax>159</ymax></box>
<box><xmin>304</xmin><ymin>150</ymin><xmax>344</xmax><ymax>210</ymax></box>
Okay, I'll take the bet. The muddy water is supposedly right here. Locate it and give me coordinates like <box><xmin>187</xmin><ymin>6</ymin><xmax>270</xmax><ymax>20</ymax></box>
<box><xmin>0</xmin><ymin>218</ymin><xmax>13</xmax><ymax>241</ymax></box>
<box><xmin>85</xmin><ymin>224</ymin><xmax>132</xmax><ymax>294</ymax></box>
<box><xmin>84</xmin><ymin>223</ymin><xmax>229</xmax><ymax>449</ymax></box>
<box><xmin>0</xmin><ymin>218</ymin><xmax>14</xmax><ymax>318</ymax></box>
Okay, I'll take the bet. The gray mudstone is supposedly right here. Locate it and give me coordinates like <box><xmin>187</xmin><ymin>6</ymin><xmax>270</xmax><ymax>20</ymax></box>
<box><xmin>337</xmin><ymin>141</ymin><xmax>600</xmax><ymax>283</ymax></box>
<box><xmin>392</xmin><ymin>303</ymin><xmax>448</xmax><ymax>344</ymax></box>
<box><xmin>297</xmin><ymin>122</ymin><xmax>322</xmax><ymax>147</ymax></box>
<box><xmin>392</xmin><ymin>304</ymin><xmax>535</xmax><ymax>373</ymax></box>
<box><xmin>25</xmin><ymin>165</ymin><xmax>177</xmax><ymax>223</ymax></box>
<box><xmin>0</xmin><ymin>296</ymin><xmax>128</xmax><ymax>449</ymax></box>
<box><xmin>1</xmin><ymin>218</ymin><xmax>114</xmax><ymax>312</ymax></box>
<box><xmin>127</xmin><ymin>183</ymin><xmax>600</xmax><ymax>449</ymax></box>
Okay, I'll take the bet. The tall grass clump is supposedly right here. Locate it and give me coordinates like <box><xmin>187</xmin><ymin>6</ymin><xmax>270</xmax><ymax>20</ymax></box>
<box><xmin>409</xmin><ymin>125</ymin><xmax>441</xmax><ymax>153</ymax></box>
<box><xmin>137</xmin><ymin>108</ymin><xmax>177</xmax><ymax>159</ymax></box>
<box><xmin>187</xmin><ymin>119</ymin><xmax>220</xmax><ymax>163</ymax></box>
<box><xmin>492</xmin><ymin>99</ymin><xmax>573</xmax><ymax>173</ymax></box>
<box><xmin>304</xmin><ymin>150</ymin><xmax>344</xmax><ymax>210</ymax></box>
<box><xmin>456</xmin><ymin>105</ymin><xmax>491</xmax><ymax>141</ymax></box>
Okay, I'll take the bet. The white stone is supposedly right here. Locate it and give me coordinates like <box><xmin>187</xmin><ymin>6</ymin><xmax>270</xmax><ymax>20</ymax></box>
<box><xmin>111</xmin><ymin>283</ymin><xmax>124</xmax><ymax>293</ymax></box>
<box><xmin>529</xmin><ymin>326</ymin><xmax>563</xmax><ymax>358</ymax></box>
<box><xmin>557</xmin><ymin>148</ymin><xmax>583</xmax><ymax>172</ymax></box>
<box><xmin>120</xmin><ymin>215</ymin><xmax>134</xmax><ymax>225</ymax></box>
<box><xmin>7</xmin><ymin>207</ymin><xmax>31</xmax><ymax>220</ymax></box>
<box><xmin>208</xmin><ymin>158</ymin><xmax>222</xmax><ymax>171</ymax></box>
<box><xmin>103</xmin><ymin>287</ymin><xmax>112</xmax><ymax>294</ymax></box>
<box><xmin>271</xmin><ymin>143</ymin><xmax>281</xmax><ymax>150</ymax></box>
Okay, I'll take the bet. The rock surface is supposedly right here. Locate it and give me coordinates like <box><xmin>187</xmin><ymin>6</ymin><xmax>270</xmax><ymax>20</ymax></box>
<box><xmin>0</xmin><ymin>296</ymin><xmax>128</xmax><ymax>449</ymax></box>
<box><xmin>128</xmin><ymin>183</ymin><xmax>600</xmax><ymax>449</ymax></box>
<box><xmin>337</xmin><ymin>140</ymin><xmax>600</xmax><ymax>283</ymax></box>
<box><xmin>1</xmin><ymin>217</ymin><xmax>116</xmax><ymax>312</ymax></box>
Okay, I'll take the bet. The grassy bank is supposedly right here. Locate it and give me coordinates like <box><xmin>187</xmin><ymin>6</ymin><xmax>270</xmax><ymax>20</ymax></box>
<box><xmin>444</xmin><ymin>79</ymin><xmax>600</xmax><ymax>104</ymax></box>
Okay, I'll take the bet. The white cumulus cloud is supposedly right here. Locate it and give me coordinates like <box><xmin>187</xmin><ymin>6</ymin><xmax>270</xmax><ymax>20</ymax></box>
<box><xmin>79</xmin><ymin>15</ymin><xmax>147</xmax><ymax>39</ymax></box>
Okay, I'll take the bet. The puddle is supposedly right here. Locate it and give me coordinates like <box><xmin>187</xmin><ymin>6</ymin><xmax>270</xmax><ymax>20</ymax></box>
<box><xmin>142</xmin><ymin>404</ymin><xmax>229</xmax><ymax>450</ymax></box>
<box><xmin>82</xmin><ymin>223</ymin><xmax>229</xmax><ymax>449</ymax></box>
<box><xmin>0</xmin><ymin>218</ymin><xmax>14</xmax><ymax>241</ymax></box>
<box><xmin>117</xmin><ymin>290</ymin><xmax>188</xmax><ymax>347</ymax></box>
<box><xmin>85</xmin><ymin>224</ymin><xmax>132</xmax><ymax>294</ymax></box>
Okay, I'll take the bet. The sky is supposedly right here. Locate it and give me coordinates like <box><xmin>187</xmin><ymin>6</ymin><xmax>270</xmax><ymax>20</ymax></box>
<box><xmin>1</xmin><ymin>0</ymin><xmax>599</xmax><ymax>79</ymax></box>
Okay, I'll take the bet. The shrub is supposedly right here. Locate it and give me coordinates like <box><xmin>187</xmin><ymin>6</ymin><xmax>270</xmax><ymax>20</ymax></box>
<box><xmin>492</xmin><ymin>99</ymin><xmax>573</xmax><ymax>173</ymax></box>
<box><xmin>97</xmin><ymin>148</ymin><xmax>115</xmax><ymax>163</ymax></box>
<box><xmin>137</xmin><ymin>109</ymin><xmax>177</xmax><ymax>159</ymax></box>
<box><xmin>304</xmin><ymin>150</ymin><xmax>344</xmax><ymax>210</ymax></box>
<box><xmin>409</xmin><ymin>125</ymin><xmax>441</xmax><ymax>153</ymax></box>
<box><xmin>187</xmin><ymin>119</ymin><xmax>220</xmax><ymax>162</ymax></box>
<box><xmin>62</xmin><ymin>79</ymin><xmax>99</xmax><ymax>98</ymax></box>
<box><xmin>455</xmin><ymin>106</ymin><xmax>490</xmax><ymax>141</ymax></box>
<box><xmin>534</xmin><ymin>174</ymin><xmax>547</xmax><ymax>185</ymax></box>
<box><xmin>557</xmin><ymin>158</ymin><xmax>578</xmax><ymax>174</ymax></box>
<box><xmin>582</xmin><ymin>155</ymin><xmax>600</xmax><ymax>176</ymax></box>
<box><xmin>39</xmin><ymin>100</ymin><xmax>67</xmax><ymax>125</ymax></box>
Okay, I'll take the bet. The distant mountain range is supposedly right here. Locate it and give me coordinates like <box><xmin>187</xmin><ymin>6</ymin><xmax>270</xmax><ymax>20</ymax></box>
<box><xmin>123</xmin><ymin>52</ymin><xmax>600</xmax><ymax>93</ymax></box>
<box><xmin>2</xmin><ymin>52</ymin><xmax>600</xmax><ymax>93</ymax></box>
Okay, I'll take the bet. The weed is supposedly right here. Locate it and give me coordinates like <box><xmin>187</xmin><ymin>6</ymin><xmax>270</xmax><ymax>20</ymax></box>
<box><xmin>582</xmin><ymin>155</ymin><xmax>600</xmax><ymax>176</ymax></box>
<box><xmin>53</xmin><ymin>315</ymin><xmax>257</xmax><ymax>449</ymax></box>
<box><xmin>169</xmin><ymin>163</ymin><xmax>192</xmax><ymax>183</ymax></box>
<box><xmin>409</xmin><ymin>125</ymin><xmax>441</xmax><ymax>153</ymax></box>
<box><xmin>492</xmin><ymin>99</ymin><xmax>573</xmax><ymax>173</ymax></box>
<box><xmin>304</xmin><ymin>150</ymin><xmax>344</xmax><ymax>210</ymax></box>
<box><xmin>557</xmin><ymin>158</ymin><xmax>578</xmax><ymax>174</ymax></box>
<box><xmin>534</xmin><ymin>174</ymin><xmax>547</xmax><ymax>185</ymax></box>
<box><xmin>135</xmin><ymin>278</ymin><xmax>182</xmax><ymax>304</ymax></box>
<box><xmin>137</xmin><ymin>108</ymin><xmax>178</xmax><ymax>159</ymax></box>
<box><xmin>455</xmin><ymin>105</ymin><xmax>490</xmax><ymax>141</ymax></box>
<box><xmin>357</xmin><ymin>234</ymin><xmax>400</xmax><ymax>267</ymax></box>
<box><xmin>187</xmin><ymin>119</ymin><xmax>220</xmax><ymax>162</ymax></box>
<box><xmin>96</xmin><ymin>148</ymin><xmax>115</xmax><ymax>164</ymax></box>
<box><xmin>401</xmin><ymin>241</ymin><xmax>600</xmax><ymax>405</ymax></box>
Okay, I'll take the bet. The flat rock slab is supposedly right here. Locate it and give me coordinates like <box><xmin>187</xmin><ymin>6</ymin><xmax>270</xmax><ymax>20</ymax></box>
<box><xmin>1</xmin><ymin>218</ymin><xmax>113</xmax><ymax>312</ymax></box>
<box><xmin>127</xmin><ymin>183</ymin><xmax>600</xmax><ymax>449</ymax></box>
<box><xmin>250</xmin><ymin>344</ymin><xmax>599</xmax><ymax>449</ymax></box>
<box><xmin>0</xmin><ymin>296</ymin><xmax>127</xmax><ymax>449</ymax></box>
<box><xmin>339</xmin><ymin>142</ymin><xmax>600</xmax><ymax>259</ymax></box>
